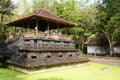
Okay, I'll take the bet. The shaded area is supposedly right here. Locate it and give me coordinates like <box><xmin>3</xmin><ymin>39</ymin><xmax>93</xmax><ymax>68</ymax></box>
<box><xmin>0</xmin><ymin>41</ymin><xmax>12</xmax><ymax>66</ymax></box>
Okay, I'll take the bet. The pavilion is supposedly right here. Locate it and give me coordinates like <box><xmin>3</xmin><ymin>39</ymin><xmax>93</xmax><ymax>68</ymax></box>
<box><xmin>6</xmin><ymin>8</ymin><xmax>77</xmax><ymax>40</ymax></box>
<box><xmin>6</xmin><ymin>8</ymin><xmax>76</xmax><ymax>32</ymax></box>
<box><xmin>6</xmin><ymin>8</ymin><xmax>88</xmax><ymax>74</ymax></box>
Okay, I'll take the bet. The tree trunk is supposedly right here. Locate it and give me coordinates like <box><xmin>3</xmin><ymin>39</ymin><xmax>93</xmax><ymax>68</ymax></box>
<box><xmin>81</xmin><ymin>43</ymin><xmax>84</xmax><ymax>51</ymax></box>
<box><xmin>1</xmin><ymin>14</ymin><xmax>6</xmax><ymax>33</ymax></box>
<box><xmin>1</xmin><ymin>14</ymin><xmax>3</xmax><ymax>23</ymax></box>
<box><xmin>108</xmin><ymin>37</ymin><xmax>113</xmax><ymax>56</ymax></box>
<box><xmin>81</xmin><ymin>40</ymin><xmax>84</xmax><ymax>51</ymax></box>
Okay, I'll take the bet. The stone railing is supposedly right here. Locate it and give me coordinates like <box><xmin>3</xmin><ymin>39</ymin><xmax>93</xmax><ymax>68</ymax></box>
<box><xmin>21</xmin><ymin>38</ymin><xmax>75</xmax><ymax>50</ymax></box>
<box><xmin>23</xmin><ymin>32</ymin><xmax>73</xmax><ymax>41</ymax></box>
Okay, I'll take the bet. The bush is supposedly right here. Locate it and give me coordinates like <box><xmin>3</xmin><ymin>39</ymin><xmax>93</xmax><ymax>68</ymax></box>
<box><xmin>0</xmin><ymin>24</ymin><xmax>7</xmax><ymax>41</ymax></box>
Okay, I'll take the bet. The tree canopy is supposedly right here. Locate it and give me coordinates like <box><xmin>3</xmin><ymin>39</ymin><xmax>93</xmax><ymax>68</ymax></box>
<box><xmin>0</xmin><ymin>0</ymin><xmax>120</xmax><ymax>56</ymax></box>
<box><xmin>0</xmin><ymin>0</ymin><xmax>15</xmax><ymax>40</ymax></box>
<box><xmin>92</xmin><ymin>0</ymin><xmax>120</xmax><ymax>56</ymax></box>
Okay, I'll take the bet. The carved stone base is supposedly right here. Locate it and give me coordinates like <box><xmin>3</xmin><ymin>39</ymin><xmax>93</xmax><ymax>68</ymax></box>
<box><xmin>7</xmin><ymin>60</ymin><xmax>88</xmax><ymax>74</ymax></box>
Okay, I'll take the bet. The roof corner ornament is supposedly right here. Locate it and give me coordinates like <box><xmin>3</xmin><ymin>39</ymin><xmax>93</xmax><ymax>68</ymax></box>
<box><xmin>40</xmin><ymin>6</ymin><xmax>44</xmax><ymax>9</ymax></box>
<box><xmin>33</xmin><ymin>10</ymin><xmax>37</xmax><ymax>14</ymax></box>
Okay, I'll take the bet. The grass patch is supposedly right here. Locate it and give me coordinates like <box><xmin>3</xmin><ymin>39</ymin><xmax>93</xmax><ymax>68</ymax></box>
<box><xmin>0</xmin><ymin>62</ymin><xmax>120</xmax><ymax>80</ymax></box>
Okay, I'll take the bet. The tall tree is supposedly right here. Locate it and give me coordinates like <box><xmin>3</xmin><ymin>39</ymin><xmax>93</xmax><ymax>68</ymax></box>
<box><xmin>72</xmin><ymin>4</ymin><xmax>98</xmax><ymax>51</ymax></box>
<box><xmin>94</xmin><ymin>0</ymin><xmax>120</xmax><ymax>56</ymax></box>
<box><xmin>32</xmin><ymin>0</ymin><xmax>78</xmax><ymax>22</ymax></box>
<box><xmin>0</xmin><ymin>0</ymin><xmax>15</xmax><ymax>23</ymax></box>
<box><xmin>0</xmin><ymin>0</ymin><xmax>15</xmax><ymax>40</ymax></box>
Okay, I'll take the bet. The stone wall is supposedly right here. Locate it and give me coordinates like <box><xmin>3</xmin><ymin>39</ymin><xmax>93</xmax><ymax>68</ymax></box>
<box><xmin>8</xmin><ymin>51</ymin><xmax>83</xmax><ymax>67</ymax></box>
<box><xmin>6</xmin><ymin>35</ymin><xmax>88</xmax><ymax>74</ymax></box>
<box><xmin>7</xmin><ymin>61</ymin><xmax>88</xmax><ymax>74</ymax></box>
<box><xmin>87</xmin><ymin>45</ymin><xmax>120</xmax><ymax>54</ymax></box>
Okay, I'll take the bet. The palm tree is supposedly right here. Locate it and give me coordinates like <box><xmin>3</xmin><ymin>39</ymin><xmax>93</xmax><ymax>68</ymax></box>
<box><xmin>0</xmin><ymin>0</ymin><xmax>15</xmax><ymax>40</ymax></box>
<box><xmin>0</xmin><ymin>0</ymin><xmax>15</xmax><ymax>23</ymax></box>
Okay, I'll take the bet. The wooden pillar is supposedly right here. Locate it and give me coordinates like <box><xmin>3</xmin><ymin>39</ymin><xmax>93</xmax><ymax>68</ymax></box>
<box><xmin>65</xmin><ymin>27</ymin><xmax>67</xmax><ymax>35</ymax></box>
<box><xmin>15</xmin><ymin>27</ymin><xmax>17</xmax><ymax>34</ymax></box>
<box><xmin>57</xmin><ymin>23</ymin><xmax>59</xmax><ymax>32</ymax></box>
<box><xmin>47</xmin><ymin>21</ymin><xmax>50</xmax><ymax>33</ymax></box>
<box><xmin>35</xmin><ymin>19</ymin><xmax>38</xmax><ymax>35</ymax></box>
<box><xmin>25</xmin><ymin>27</ymin><xmax>27</xmax><ymax>33</ymax></box>
<box><xmin>27</xmin><ymin>24</ymin><xmax>30</xmax><ymax>32</ymax></box>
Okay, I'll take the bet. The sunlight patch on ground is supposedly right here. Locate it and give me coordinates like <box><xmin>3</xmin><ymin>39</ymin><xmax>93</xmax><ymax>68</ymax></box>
<box><xmin>0</xmin><ymin>62</ymin><xmax>120</xmax><ymax>80</ymax></box>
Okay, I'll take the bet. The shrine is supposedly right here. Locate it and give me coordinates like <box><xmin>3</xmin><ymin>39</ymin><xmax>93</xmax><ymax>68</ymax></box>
<box><xmin>6</xmin><ymin>8</ymin><xmax>89</xmax><ymax>74</ymax></box>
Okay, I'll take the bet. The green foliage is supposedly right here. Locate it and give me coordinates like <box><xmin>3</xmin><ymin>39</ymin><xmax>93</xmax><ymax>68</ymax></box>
<box><xmin>93</xmin><ymin>0</ymin><xmax>120</xmax><ymax>55</ymax></box>
<box><xmin>32</xmin><ymin>0</ymin><xmax>78</xmax><ymax>22</ymax></box>
<box><xmin>0</xmin><ymin>0</ymin><xmax>119</xmax><ymax>55</ymax></box>
<box><xmin>61</xmin><ymin>28</ymin><xmax>70</xmax><ymax>35</ymax></box>
<box><xmin>0</xmin><ymin>23</ymin><xmax>7</xmax><ymax>40</ymax></box>
<box><xmin>0</xmin><ymin>0</ymin><xmax>15</xmax><ymax>23</ymax></box>
<box><xmin>0</xmin><ymin>0</ymin><xmax>15</xmax><ymax>40</ymax></box>
<box><xmin>70</xmin><ymin>27</ymin><xmax>84</xmax><ymax>35</ymax></box>
<box><xmin>69</xmin><ymin>27</ymin><xmax>84</xmax><ymax>40</ymax></box>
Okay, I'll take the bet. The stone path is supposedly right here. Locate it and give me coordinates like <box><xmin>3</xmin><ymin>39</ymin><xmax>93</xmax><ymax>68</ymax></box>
<box><xmin>89</xmin><ymin>57</ymin><xmax>120</xmax><ymax>66</ymax></box>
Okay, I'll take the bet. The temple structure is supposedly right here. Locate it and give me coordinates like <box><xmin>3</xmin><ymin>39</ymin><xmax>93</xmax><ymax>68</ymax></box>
<box><xmin>6</xmin><ymin>8</ymin><xmax>89</xmax><ymax>74</ymax></box>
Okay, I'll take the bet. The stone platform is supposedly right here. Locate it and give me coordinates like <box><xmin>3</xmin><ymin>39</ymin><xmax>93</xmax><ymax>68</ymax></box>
<box><xmin>6</xmin><ymin>34</ymin><xmax>89</xmax><ymax>74</ymax></box>
<box><xmin>7</xmin><ymin>56</ymin><xmax>89</xmax><ymax>74</ymax></box>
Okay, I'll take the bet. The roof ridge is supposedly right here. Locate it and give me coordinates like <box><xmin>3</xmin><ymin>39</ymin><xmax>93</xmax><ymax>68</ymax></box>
<box><xmin>36</xmin><ymin>8</ymin><xmax>43</xmax><ymax>14</ymax></box>
<box><xmin>33</xmin><ymin>8</ymin><xmax>43</xmax><ymax>15</ymax></box>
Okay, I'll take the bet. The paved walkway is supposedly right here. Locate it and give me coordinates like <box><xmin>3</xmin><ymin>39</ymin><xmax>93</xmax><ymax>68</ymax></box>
<box><xmin>89</xmin><ymin>57</ymin><xmax>120</xmax><ymax>66</ymax></box>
